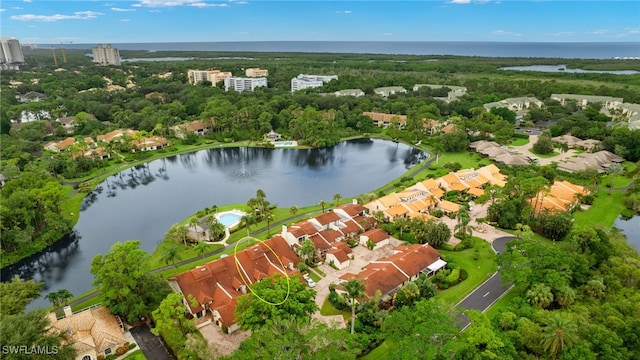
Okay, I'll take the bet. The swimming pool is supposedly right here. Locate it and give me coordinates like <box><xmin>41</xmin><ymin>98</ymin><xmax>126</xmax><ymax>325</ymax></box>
<box><xmin>216</xmin><ymin>210</ymin><xmax>246</xmax><ymax>228</ymax></box>
<box><xmin>273</xmin><ymin>141</ymin><xmax>298</xmax><ymax>147</ymax></box>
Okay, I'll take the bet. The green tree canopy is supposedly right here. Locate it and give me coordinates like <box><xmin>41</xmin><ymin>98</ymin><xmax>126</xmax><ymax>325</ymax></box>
<box><xmin>91</xmin><ymin>240</ymin><xmax>171</xmax><ymax>323</ymax></box>
<box><xmin>234</xmin><ymin>274</ymin><xmax>318</xmax><ymax>330</ymax></box>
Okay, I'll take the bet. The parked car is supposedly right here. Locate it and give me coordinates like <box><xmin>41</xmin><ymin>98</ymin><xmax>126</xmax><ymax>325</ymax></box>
<box><xmin>307</xmin><ymin>279</ymin><xmax>316</xmax><ymax>288</ymax></box>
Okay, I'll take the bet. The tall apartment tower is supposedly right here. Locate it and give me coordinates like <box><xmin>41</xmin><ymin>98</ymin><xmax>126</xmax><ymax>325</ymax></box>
<box><xmin>92</xmin><ymin>44</ymin><xmax>121</xmax><ymax>66</ymax></box>
<box><xmin>0</xmin><ymin>37</ymin><xmax>25</xmax><ymax>69</ymax></box>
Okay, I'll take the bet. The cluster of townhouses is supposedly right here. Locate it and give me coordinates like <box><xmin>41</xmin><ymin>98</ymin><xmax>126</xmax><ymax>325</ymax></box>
<box><xmin>168</xmin><ymin>201</ymin><xmax>447</xmax><ymax>333</ymax></box>
<box><xmin>550</xmin><ymin>94</ymin><xmax>640</xmax><ymax>130</ymax></box>
<box><xmin>364</xmin><ymin>164</ymin><xmax>507</xmax><ymax>222</ymax></box>
<box><xmin>531</xmin><ymin>180</ymin><xmax>589</xmax><ymax>214</ymax></box>
<box><xmin>44</xmin><ymin>128</ymin><xmax>168</xmax><ymax>157</ymax></box>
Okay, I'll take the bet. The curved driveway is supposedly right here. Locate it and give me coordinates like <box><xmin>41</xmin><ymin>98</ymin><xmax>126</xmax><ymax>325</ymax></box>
<box><xmin>455</xmin><ymin>236</ymin><xmax>518</xmax><ymax>330</ymax></box>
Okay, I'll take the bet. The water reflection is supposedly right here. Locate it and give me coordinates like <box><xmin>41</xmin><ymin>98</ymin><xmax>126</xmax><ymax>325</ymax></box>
<box><xmin>1</xmin><ymin>139</ymin><xmax>427</xmax><ymax>309</ymax></box>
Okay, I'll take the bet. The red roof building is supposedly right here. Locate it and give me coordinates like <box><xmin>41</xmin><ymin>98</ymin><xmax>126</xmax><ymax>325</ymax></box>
<box><xmin>168</xmin><ymin>236</ymin><xmax>299</xmax><ymax>332</ymax></box>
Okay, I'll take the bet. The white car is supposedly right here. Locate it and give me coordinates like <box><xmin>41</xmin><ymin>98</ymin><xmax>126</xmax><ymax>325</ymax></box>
<box><xmin>306</xmin><ymin>279</ymin><xmax>316</xmax><ymax>288</ymax></box>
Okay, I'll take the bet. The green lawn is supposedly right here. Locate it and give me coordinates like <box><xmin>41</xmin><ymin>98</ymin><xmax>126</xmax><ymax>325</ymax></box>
<box><xmin>122</xmin><ymin>350</ymin><xmax>146</xmax><ymax>360</ymax></box>
<box><xmin>362</xmin><ymin>340</ymin><xmax>395</xmax><ymax>360</ymax></box>
<box><xmin>483</xmin><ymin>287</ymin><xmax>519</xmax><ymax>320</ymax></box>
<box><xmin>438</xmin><ymin>239</ymin><xmax>498</xmax><ymax>304</ymax></box>
<box><xmin>573</xmin><ymin>189</ymin><xmax>626</xmax><ymax>229</ymax></box>
<box><xmin>320</xmin><ymin>297</ymin><xmax>351</xmax><ymax>321</ymax></box>
<box><xmin>509</xmin><ymin>138</ymin><xmax>529</xmax><ymax>146</ymax></box>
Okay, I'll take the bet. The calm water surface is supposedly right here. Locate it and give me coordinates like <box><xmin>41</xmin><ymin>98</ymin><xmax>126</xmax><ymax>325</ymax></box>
<box><xmin>614</xmin><ymin>215</ymin><xmax>640</xmax><ymax>252</ymax></box>
<box><xmin>2</xmin><ymin>139</ymin><xmax>426</xmax><ymax>309</ymax></box>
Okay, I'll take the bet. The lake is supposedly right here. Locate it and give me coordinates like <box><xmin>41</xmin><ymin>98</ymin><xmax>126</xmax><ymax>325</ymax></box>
<box><xmin>1</xmin><ymin>139</ymin><xmax>427</xmax><ymax>309</ymax></box>
<box><xmin>614</xmin><ymin>215</ymin><xmax>640</xmax><ymax>252</ymax></box>
<box><xmin>499</xmin><ymin>65</ymin><xmax>638</xmax><ymax>75</ymax></box>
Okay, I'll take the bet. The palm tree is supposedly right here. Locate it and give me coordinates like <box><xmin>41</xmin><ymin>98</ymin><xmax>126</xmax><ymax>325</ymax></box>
<box><xmin>264</xmin><ymin>209</ymin><xmax>274</xmax><ymax>236</ymax></box>
<box><xmin>318</xmin><ymin>200</ymin><xmax>327</xmax><ymax>213</ymax></box>
<box><xmin>175</xmin><ymin>226</ymin><xmax>189</xmax><ymax>246</ymax></box>
<box><xmin>344</xmin><ymin>278</ymin><xmax>366</xmax><ymax>334</ymax></box>
<box><xmin>194</xmin><ymin>242</ymin><xmax>208</xmax><ymax>258</ymax></box>
<box><xmin>189</xmin><ymin>217</ymin><xmax>200</xmax><ymax>242</ymax></box>
<box><xmin>454</xmin><ymin>207</ymin><xmax>472</xmax><ymax>238</ymax></box>
<box><xmin>289</xmin><ymin>205</ymin><xmax>299</xmax><ymax>218</ymax></box>
<box><xmin>211</xmin><ymin>204</ymin><xmax>218</xmax><ymax>214</ymax></box>
<box><xmin>240</xmin><ymin>213</ymin><xmax>257</xmax><ymax>236</ymax></box>
<box><xmin>333</xmin><ymin>193</ymin><xmax>342</xmax><ymax>206</ymax></box>
<box><xmin>300</xmin><ymin>239</ymin><xmax>316</xmax><ymax>266</ymax></box>
<box><xmin>606</xmin><ymin>162</ymin><xmax>624</xmax><ymax>195</ymax></box>
<box><xmin>541</xmin><ymin>313</ymin><xmax>578</xmax><ymax>360</ymax></box>
<box><xmin>526</xmin><ymin>283</ymin><xmax>554</xmax><ymax>308</ymax></box>
<box><xmin>161</xmin><ymin>244</ymin><xmax>182</xmax><ymax>268</ymax></box>
<box><xmin>205</xmin><ymin>215</ymin><xmax>218</xmax><ymax>241</ymax></box>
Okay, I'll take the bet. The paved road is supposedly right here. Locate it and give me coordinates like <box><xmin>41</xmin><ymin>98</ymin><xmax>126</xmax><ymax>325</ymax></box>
<box><xmin>130</xmin><ymin>324</ymin><xmax>176</xmax><ymax>360</ymax></box>
<box><xmin>455</xmin><ymin>236</ymin><xmax>517</xmax><ymax>330</ymax></box>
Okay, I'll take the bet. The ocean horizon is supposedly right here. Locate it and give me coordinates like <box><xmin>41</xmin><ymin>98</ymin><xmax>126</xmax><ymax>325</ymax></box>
<box><xmin>38</xmin><ymin>41</ymin><xmax>640</xmax><ymax>60</ymax></box>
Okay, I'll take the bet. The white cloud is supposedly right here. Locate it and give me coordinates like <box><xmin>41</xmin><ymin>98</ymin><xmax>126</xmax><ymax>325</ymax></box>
<box><xmin>23</xmin><ymin>0</ymin><xmax>32</xmax><ymax>3</ymax></box>
<box><xmin>190</xmin><ymin>2</ymin><xmax>228</xmax><ymax>8</ymax></box>
<box><xmin>135</xmin><ymin>0</ymin><xmax>201</xmax><ymax>7</ymax></box>
<box><xmin>149</xmin><ymin>9</ymin><xmax>162</xmax><ymax>12</ymax></box>
<box><xmin>336</xmin><ymin>10</ymin><xmax>352</xmax><ymax>14</ymax></box>
<box><xmin>121</xmin><ymin>18</ymin><xmax>131</xmax><ymax>22</ymax></box>
<box><xmin>627</xmin><ymin>28</ymin><xmax>640</xmax><ymax>34</ymax></box>
<box><xmin>0</xmin><ymin>8</ymin><xmax>5</xmax><ymax>12</ymax></box>
<box><xmin>12</xmin><ymin>7</ymin><xmax>23</xmax><ymax>10</ymax></box>
<box><xmin>449</xmin><ymin>0</ymin><xmax>471</xmax><ymax>4</ymax></box>
<box><xmin>111</xmin><ymin>7</ymin><xmax>136</xmax><ymax>12</ymax></box>
<box><xmin>381</xmin><ymin>32</ymin><xmax>394</xmax><ymax>36</ymax></box>
<box><xmin>589</xmin><ymin>29</ymin><xmax>610</xmax><ymax>35</ymax></box>
<box><xmin>10</xmin><ymin>11</ymin><xmax>104</xmax><ymax>22</ymax></box>
<box><xmin>491</xmin><ymin>30</ymin><xmax>523</xmax><ymax>37</ymax></box>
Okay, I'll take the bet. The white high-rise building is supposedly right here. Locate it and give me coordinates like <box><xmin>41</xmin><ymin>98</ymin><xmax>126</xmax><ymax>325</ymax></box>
<box><xmin>291</xmin><ymin>74</ymin><xmax>338</xmax><ymax>92</ymax></box>
<box><xmin>0</xmin><ymin>37</ymin><xmax>25</xmax><ymax>69</ymax></box>
<box><xmin>224</xmin><ymin>77</ymin><xmax>267</xmax><ymax>92</ymax></box>
<box><xmin>92</xmin><ymin>44</ymin><xmax>121</xmax><ymax>66</ymax></box>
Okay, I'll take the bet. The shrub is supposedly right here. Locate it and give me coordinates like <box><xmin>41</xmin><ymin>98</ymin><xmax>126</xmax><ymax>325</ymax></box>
<box><xmin>581</xmin><ymin>194</ymin><xmax>595</xmax><ymax>205</ymax></box>
<box><xmin>115</xmin><ymin>345</ymin><xmax>128</xmax><ymax>356</ymax></box>
<box><xmin>105</xmin><ymin>355</ymin><xmax>116</xmax><ymax>360</ymax></box>
<box><xmin>222</xmin><ymin>324</ymin><xmax>229</xmax><ymax>334</ymax></box>
<box><xmin>97</xmin><ymin>356</ymin><xmax>105</xmax><ymax>360</ymax></box>
<box><xmin>128</xmin><ymin>343</ymin><xmax>137</xmax><ymax>350</ymax></box>
<box><xmin>444</xmin><ymin>268</ymin><xmax>461</xmax><ymax>285</ymax></box>
<box><xmin>430</xmin><ymin>209</ymin><xmax>444</xmax><ymax>218</ymax></box>
<box><xmin>459</xmin><ymin>269</ymin><xmax>469</xmax><ymax>281</ymax></box>
<box><xmin>328</xmin><ymin>290</ymin><xmax>349</xmax><ymax>311</ymax></box>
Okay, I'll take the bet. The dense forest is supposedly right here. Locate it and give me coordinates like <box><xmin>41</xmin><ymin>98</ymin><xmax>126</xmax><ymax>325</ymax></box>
<box><xmin>1</xmin><ymin>48</ymin><xmax>640</xmax><ymax>359</ymax></box>
<box><xmin>2</xmin><ymin>48</ymin><xmax>640</xmax><ymax>267</ymax></box>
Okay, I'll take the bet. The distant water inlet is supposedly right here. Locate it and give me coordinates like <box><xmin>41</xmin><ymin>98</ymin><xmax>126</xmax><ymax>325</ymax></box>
<box><xmin>216</xmin><ymin>210</ymin><xmax>246</xmax><ymax>229</ymax></box>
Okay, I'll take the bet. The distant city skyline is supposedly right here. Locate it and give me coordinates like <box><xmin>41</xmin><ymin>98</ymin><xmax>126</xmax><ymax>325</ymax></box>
<box><xmin>1</xmin><ymin>1</ymin><xmax>639</xmax><ymax>44</ymax></box>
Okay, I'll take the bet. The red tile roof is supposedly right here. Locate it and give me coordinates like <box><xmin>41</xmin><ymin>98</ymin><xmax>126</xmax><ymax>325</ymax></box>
<box><xmin>339</xmin><ymin>219</ymin><xmax>362</xmax><ymax>235</ymax></box>
<box><xmin>335</xmin><ymin>203</ymin><xmax>366</xmax><ymax>217</ymax></box>
<box><xmin>171</xmin><ymin>236</ymin><xmax>299</xmax><ymax>326</ymax></box>
<box><xmin>332</xmin><ymin>241</ymin><xmax>353</xmax><ymax>255</ymax></box>
<box><xmin>362</xmin><ymin>228</ymin><xmax>389</xmax><ymax>244</ymax></box>
<box><xmin>314</xmin><ymin>212</ymin><xmax>341</xmax><ymax>225</ymax></box>
<box><xmin>327</xmin><ymin>249</ymin><xmax>350</xmax><ymax>263</ymax></box>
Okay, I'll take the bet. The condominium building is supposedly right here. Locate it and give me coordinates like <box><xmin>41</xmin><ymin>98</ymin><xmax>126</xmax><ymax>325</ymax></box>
<box><xmin>0</xmin><ymin>37</ymin><xmax>25</xmax><ymax>70</ymax></box>
<box><xmin>92</xmin><ymin>44</ymin><xmax>121</xmax><ymax>66</ymax></box>
<box><xmin>245</xmin><ymin>68</ymin><xmax>269</xmax><ymax>77</ymax></box>
<box><xmin>291</xmin><ymin>74</ymin><xmax>338</xmax><ymax>92</ymax></box>
<box><xmin>188</xmin><ymin>69</ymin><xmax>233</xmax><ymax>85</ymax></box>
<box><xmin>224</xmin><ymin>77</ymin><xmax>267</xmax><ymax>92</ymax></box>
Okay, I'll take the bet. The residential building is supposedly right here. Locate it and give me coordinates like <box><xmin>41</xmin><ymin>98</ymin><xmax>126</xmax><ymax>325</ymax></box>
<box><xmin>131</xmin><ymin>136</ymin><xmax>168</xmax><ymax>152</ymax></box>
<box><xmin>550</xmin><ymin>94</ymin><xmax>623</xmax><ymax>110</ymax></box>
<box><xmin>172</xmin><ymin>120</ymin><xmax>212</xmax><ymax>139</ymax></box>
<box><xmin>362</xmin><ymin>111</ymin><xmax>407</xmax><ymax>128</ymax></box>
<box><xmin>291</xmin><ymin>74</ymin><xmax>338</xmax><ymax>92</ymax></box>
<box><xmin>373</xmin><ymin>86</ymin><xmax>407</xmax><ymax>97</ymax></box>
<box><xmin>188</xmin><ymin>69</ymin><xmax>233</xmax><ymax>85</ymax></box>
<box><xmin>618</xmin><ymin>103</ymin><xmax>640</xmax><ymax>130</ymax></box>
<box><xmin>224</xmin><ymin>77</ymin><xmax>267</xmax><ymax>92</ymax></box>
<box><xmin>531</xmin><ymin>180</ymin><xmax>589</xmax><ymax>214</ymax></box>
<box><xmin>168</xmin><ymin>236</ymin><xmax>299</xmax><ymax>333</ymax></box>
<box><xmin>413</xmin><ymin>84</ymin><xmax>467</xmax><ymax>102</ymax></box>
<box><xmin>48</xmin><ymin>306</ymin><xmax>127</xmax><ymax>360</ymax></box>
<box><xmin>92</xmin><ymin>44</ymin><xmax>121</xmax><ymax>66</ymax></box>
<box><xmin>483</xmin><ymin>97</ymin><xmax>543</xmax><ymax>112</ymax></box>
<box><xmin>338</xmin><ymin>243</ymin><xmax>446</xmax><ymax>301</ymax></box>
<box><xmin>0</xmin><ymin>37</ymin><xmax>24</xmax><ymax>70</ymax></box>
<box><xmin>16</xmin><ymin>91</ymin><xmax>46</xmax><ymax>103</ymax></box>
<box><xmin>245</xmin><ymin>68</ymin><xmax>269</xmax><ymax>77</ymax></box>
<box><xmin>97</xmin><ymin>129</ymin><xmax>138</xmax><ymax>143</ymax></box>
<box><xmin>57</xmin><ymin>114</ymin><xmax>97</xmax><ymax>134</ymax></box>
<box><xmin>333</xmin><ymin>89</ymin><xmax>364</xmax><ymax>97</ymax></box>
<box><xmin>556</xmin><ymin>150</ymin><xmax>624</xmax><ymax>173</ymax></box>
<box><xmin>359</xmin><ymin>228</ymin><xmax>390</xmax><ymax>250</ymax></box>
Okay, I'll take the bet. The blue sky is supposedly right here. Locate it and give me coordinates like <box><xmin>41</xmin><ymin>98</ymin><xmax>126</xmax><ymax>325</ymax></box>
<box><xmin>1</xmin><ymin>1</ymin><xmax>639</xmax><ymax>44</ymax></box>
